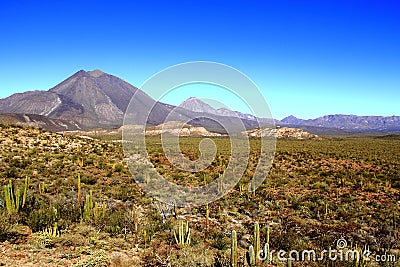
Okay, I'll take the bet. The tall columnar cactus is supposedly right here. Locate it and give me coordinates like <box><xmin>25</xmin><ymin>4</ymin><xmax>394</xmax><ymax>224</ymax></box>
<box><xmin>4</xmin><ymin>181</ymin><xmax>14</xmax><ymax>214</ymax></box>
<box><xmin>15</xmin><ymin>189</ymin><xmax>21</xmax><ymax>212</ymax></box>
<box><xmin>93</xmin><ymin>202</ymin><xmax>107</xmax><ymax>221</ymax></box>
<box><xmin>254</xmin><ymin>222</ymin><xmax>260</xmax><ymax>265</ymax></box>
<box><xmin>247</xmin><ymin>245</ymin><xmax>255</xmax><ymax>266</ymax></box>
<box><xmin>260</xmin><ymin>226</ymin><xmax>271</xmax><ymax>264</ymax></box>
<box><xmin>82</xmin><ymin>190</ymin><xmax>107</xmax><ymax>223</ymax></box>
<box><xmin>173</xmin><ymin>220</ymin><xmax>191</xmax><ymax>247</ymax></box>
<box><xmin>205</xmin><ymin>203</ymin><xmax>210</xmax><ymax>231</ymax></box>
<box><xmin>231</xmin><ymin>230</ymin><xmax>237</xmax><ymax>267</ymax></box>
<box><xmin>22</xmin><ymin>176</ymin><xmax>30</xmax><ymax>208</ymax></box>
<box><xmin>394</xmin><ymin>210</ymin><xmax>397</xmax><ymax>237</ymax></box>
<box><xmin>39</xmin><ymin>182</ymin><xmax>46</xmax><ymax>195</ymax></box>
<box><xmin>83</xmin><ymin>190</ymin><xmax>94</xmax><ymax>222</ymax></box>
<box><xmin>77</xmin><ymin>173</ymin><xmax>82</xmax><ymax>205</ymax></box>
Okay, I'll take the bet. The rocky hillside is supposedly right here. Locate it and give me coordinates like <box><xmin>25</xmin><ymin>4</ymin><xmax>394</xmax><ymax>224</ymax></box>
<box><xmin>0</xmin><ymin>113</ymin><xmax>81</xmax><ymax>132</ymax></box>
<box><xmin>77</xmin><ymin>123</ymin><xmax>317</xmax><ymax>140</ymax></box>
<box><xmin>246</xmin><ymin>126</ymin><xmax>322</xmax><ymax>140</ymax></box>
<box><xmin>143</xmin><ymin>121</ymin><xmax>222</xmax><ymax>137</ymax></box>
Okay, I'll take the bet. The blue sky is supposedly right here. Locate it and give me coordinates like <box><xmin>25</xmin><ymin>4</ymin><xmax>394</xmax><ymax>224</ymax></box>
<box><xmin>0</xmin><ymin>0</ymin><xmax>399</xmax><ymax>119</ymax></box>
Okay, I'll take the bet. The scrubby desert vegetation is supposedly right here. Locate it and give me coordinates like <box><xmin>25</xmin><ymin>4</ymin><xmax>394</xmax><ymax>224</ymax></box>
<box><xmin>0</xmin><ymin>123</ymin><xmax>399</xmax><ymax>266</ymax></box>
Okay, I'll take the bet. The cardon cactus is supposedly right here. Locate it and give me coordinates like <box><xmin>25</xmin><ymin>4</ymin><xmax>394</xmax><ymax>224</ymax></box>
<box><xmin>174</xmin><ymin>220</ymin><xmax>191</xmax><ymax>247</ymax></box>
<box><xmin>254</xmin><ymin>222</ymin><xmax>260</xmax><ymax>265</ymax></box>
<box><xmin>247</xmin><ymin>245</ymin><xmax>256</xmax><ymax>266</ymax></box>
<box><xmin>231</xmin><ymin>230</ymin><xmax>237</xmax><ymax>267</ymax></box>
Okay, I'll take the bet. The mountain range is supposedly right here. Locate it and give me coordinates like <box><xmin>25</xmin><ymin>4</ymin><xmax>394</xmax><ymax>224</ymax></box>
<box><xmin>0</xmin><ymin>69</ymin><xmax>398</xmax><ymax>134</ymax></box>
<box><xmin>281</xmin><ymin>114</ymin><xmax>400</xmax><ymax>133</ymax></box>
<box><xmin>179</xmin><ymin>97</ymin><xmax>259</xmax><ymax>122</ymax></box>
<box><xmin>0</xmin><ymin>70</ymin><xmax>266</xmax><ymax>133</ymax></box>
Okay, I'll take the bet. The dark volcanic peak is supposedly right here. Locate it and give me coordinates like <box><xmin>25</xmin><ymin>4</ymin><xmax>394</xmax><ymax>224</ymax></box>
<box><xmin>87</xmin><ymin>69</ymin><xmax>105</xmax><ymax>77</ymax></box>
<box><xmin>0</xmin><ymin>70</ymin><xmax>141</xmax><ymax>128</ymax></box>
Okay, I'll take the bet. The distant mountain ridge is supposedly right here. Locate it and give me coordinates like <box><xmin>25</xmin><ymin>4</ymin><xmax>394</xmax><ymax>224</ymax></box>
<box><xmin>281</xmin><ymin>114</ymin><xmax>400</xmax><ymax>133</ymax></box>
<box><xmin>179</xmin><ymin>97</ymin><xmax>258</xmax><ymax>121</ymax></box>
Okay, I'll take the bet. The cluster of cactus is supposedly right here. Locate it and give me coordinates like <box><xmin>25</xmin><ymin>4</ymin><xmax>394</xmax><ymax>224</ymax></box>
<box><xmin>173</xmin><ymin>220</ymin><xmax>191</xmax><ymax>247</ymax></box>
<box><xmin>35</xmin><ymin>221</ymin><xmax>60</xmax><ymax>248</ymax></box>
<box><xmin>82</xmin><ymin>190</ymin><xmax>106</xmax><ymax>222</ymax></box>
<box><xmin>231</xmin><ymin>222</ymin><xmax>271</xmax><ymax>267</ymax></box>
<box><xmin>246</xmin><ymin>222</ymin><xmax>260</xmax><ymax>266</ymax></box>
<box><xmin>3</xmin><ymin>176</ymin><xmax>30</xmax><ymax>215</ymax></box>
<box><xmin>42</xmin><ymin>221</ymin><xmax>60</xmax><ymax>238</ymax></box>
<box><xmin>238</xmin><ymin>183</ymin><xmax>245</xmax><ymax>193</ymax></box>
<box><xmin>337</xmin><ymin>175</ymin><xmax>346</xmax><ymax>187</ymax></box>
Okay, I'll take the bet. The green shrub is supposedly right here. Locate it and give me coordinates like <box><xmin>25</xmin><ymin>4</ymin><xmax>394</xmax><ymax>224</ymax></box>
<box><xmin>54</xmin><ymin>195</ymin><xmax>81</xmax><ymax>225</ymax></box>
<box><xmin>102</xmin><ymin>209</ymin><xmax>126</xmax><ymax>236</ymax></box>
<box><xmin>0</xmin><ymin>211</ymin><xmax>14</xmax><ymax>240</ymax></box>
<box><xmin>26</xmin><ymin>206</ymin><xmax>56</xmax><ymax>232</ymax></box>
<box><xmin>169</xmin><ymin>245</ymin><xmax>215</xmax><ymax>267</ymax></box>
<box><xmin>80</xmin><ymin>175</ymin><xmax>97</xmax><ymax>185</ymax></box>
